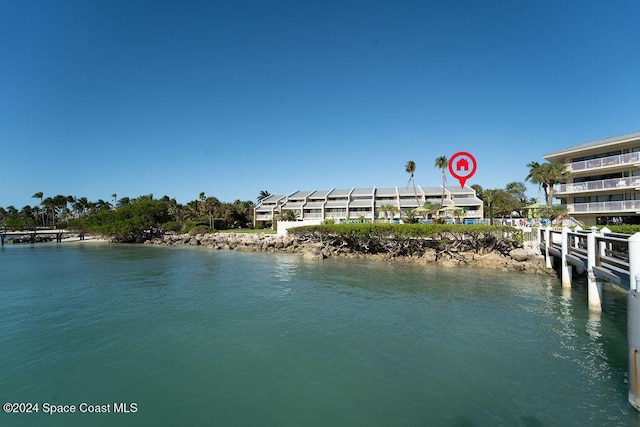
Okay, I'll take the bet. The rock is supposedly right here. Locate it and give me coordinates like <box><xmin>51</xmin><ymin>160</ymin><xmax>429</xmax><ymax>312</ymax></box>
<box><xmin>303</xmin><ymin>248</ymin><xmax>325</xmax><ymax>260</ymax></box>
<box><xmin>509</xmin><ymin>248</ymin><xmax>532</xmax><ymax>262</ymax></box>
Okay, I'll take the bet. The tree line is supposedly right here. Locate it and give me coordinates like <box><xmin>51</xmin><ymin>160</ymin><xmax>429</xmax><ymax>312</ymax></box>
<box><xmin>1</xmin><ymin>159</ymin><xmax>570</xmax><ymax>236</ymax></box>
<box><xmin>0</xmin><ymin>192</ymin><xmax>255</xmax><ymax>240</ymax></box>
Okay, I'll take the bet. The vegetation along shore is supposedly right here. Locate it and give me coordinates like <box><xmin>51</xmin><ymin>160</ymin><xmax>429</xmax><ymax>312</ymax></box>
<box><xmin>146</xmin><ymin>224</ymin><xmax>555</xmax><ymax>276</ymax></box>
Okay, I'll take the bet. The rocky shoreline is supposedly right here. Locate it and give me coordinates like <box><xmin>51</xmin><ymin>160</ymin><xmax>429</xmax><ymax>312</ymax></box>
<box><xmin>145</xmin><ymin>232</ymin><xmax>556</xmax><ymax>276</ymax></box>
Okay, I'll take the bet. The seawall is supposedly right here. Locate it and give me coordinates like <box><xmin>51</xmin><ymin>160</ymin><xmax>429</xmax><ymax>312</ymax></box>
<box><xmin>145</xmin><ymin>232</ymin><xmax>556</xmax><ymax>276</ymax></box>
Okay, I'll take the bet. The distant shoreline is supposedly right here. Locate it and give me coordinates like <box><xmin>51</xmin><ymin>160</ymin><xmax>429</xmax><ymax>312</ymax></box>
<box><xmin>1</xmin><ymin>233</ymin><xmax>108</xmax><ymax>245</ymax></box>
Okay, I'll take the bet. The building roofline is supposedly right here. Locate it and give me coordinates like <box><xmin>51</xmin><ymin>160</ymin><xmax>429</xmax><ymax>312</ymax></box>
<box><xmin>543</xmin><ymin>131</ymin><xmax>640</xmax><ymax>159</ymax></box>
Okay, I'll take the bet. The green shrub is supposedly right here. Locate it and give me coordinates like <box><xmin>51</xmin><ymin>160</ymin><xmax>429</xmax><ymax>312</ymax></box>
<box><xmin>188</xmin><ymin>225</ymin><xmax>212</xmax><ymax>235</ymax></box>
<box><xmin>161</xmin><ymin>221</ymin><xmax>181</xmax><ymax>232</ymax></box>
<box><xmin>604</xmin><ymin>225</ymin><xmax>640</xmax><ymax>235</ymax></box>
<box><xmin>287</xmin><ymin>223</ymin><xmax>521</xmax><ymax>240</ymax></box>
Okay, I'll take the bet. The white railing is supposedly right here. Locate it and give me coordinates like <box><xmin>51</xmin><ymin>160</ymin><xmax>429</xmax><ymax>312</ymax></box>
<box><xmin>557</xmin><ymin>177</ymin><xmax>640</xmax><ymax>194</ymax></box>
<box><xmin>303</xmin><ymin>213</ymin><xmax>323</xmax><ymax>219</ymax></box>
<box><xmin>463</xmin><ymin>211</ymin><xmax>483</xmax><ymax>218</ymax></box>
<box><xmin>256</xmin><ymin>214</ymin><xmax>272</xmax><ymax>220</ymax></box>
<box><xmin>568</xmin><ymin>152</ymin><xmax>640</xmax><ymax>172</ymax></box>
<box><xmin>348</xmin><ymin>212</ymin><xmax>373</xmax><ymax>219</ymax></box>
<box><xmin>568</xmin><ymin>200</ymin><xmax>640</xmax><ymax>214</ymax></box>
<box><xmin>325</xmin><ymin>212</ymin><xmax>347</xmax><ymax>219</ymax></box>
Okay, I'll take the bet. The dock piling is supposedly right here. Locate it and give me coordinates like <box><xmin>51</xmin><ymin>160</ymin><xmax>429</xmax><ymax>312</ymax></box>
<box><xmin>586</xmin><ymin>229</ymin><xmax>602</xmax><ymax>311</ymax></box>
<box><xmin>561</xmin><ymin>226</ymin><xmax>572</xmax><ymax>287</ymax></box>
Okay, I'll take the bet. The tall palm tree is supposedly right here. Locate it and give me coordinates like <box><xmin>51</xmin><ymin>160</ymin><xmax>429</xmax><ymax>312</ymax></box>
<box><xmin>32</xmin><ymin>192</ymin><xmax>44</xmax><ymax>226</ymax></box>
<box><xmin>198</xmin><ymin>192</ymin><xmax>206</xmax><ymax>217</ymax></box>
<box><xmin>257</xmin><ymin>190</ymin><xmax>271</xmax><ymax>203</ymax></box>
<box><xmin>112</xmin><ymin>193</ymin><xmax>117</xmax><ymax>206</ymax></box>
<box><xmin>538</xmin><ymin>162</ymin><xmax>571</xmax><ymax>207</ymax></box>
<box><xmin>41</xmin><ymin>197</ymin><xmax>55</xmax><ymax>227</ymax></box>
<box><xmin>482</xmin><ymin>189</ymin><xmax>499</xmax><ymax>223</ymax></box>
<box><xmin>73</xmin><ymin>197</ymin><xmax>90</xmax><ymax>217</ymax></box>
<box><xmin>434</xmin><ymin>156</ymin><xmax>448</xmax><ymax>207</ymax></box>
<box><xmin>525</xmin><ymin>161</ymin><xmax>543</xmax><ymax>204</ymax></box>
<box><xmin>404</xmin><ymin>160</ymin><xmax>419</xmax><ymax>204</ymax></box>
<box><xmin>203</xmin><ymin>196</ymin><xmax>221</xmax><ymax>228</ymax></box>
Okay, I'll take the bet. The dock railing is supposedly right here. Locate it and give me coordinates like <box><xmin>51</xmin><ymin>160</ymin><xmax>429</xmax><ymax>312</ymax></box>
<box><xmin>538</xmin><ymin>225</ymin><xmax>640</xmax><ymax>411</ymax></box>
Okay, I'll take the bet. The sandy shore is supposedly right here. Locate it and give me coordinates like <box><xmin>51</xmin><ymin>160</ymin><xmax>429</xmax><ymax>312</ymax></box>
<box><xmin>60</xmin><ymin>235</ymin><xmax>109</xmax><ymax>243</ymax></box>
<box><xmin>2</xmin><ymin>233</ymin><xmax>108</xmax><ymax>244</ymax></box>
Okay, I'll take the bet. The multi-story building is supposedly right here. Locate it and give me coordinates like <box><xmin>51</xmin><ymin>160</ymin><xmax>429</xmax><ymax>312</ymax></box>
<box><xmin>254</xmin><ymin>186</ymin><xmax>483</xmax><ymax>226</ymax></box>
<box><xmin>543</xmin><ymin>131</ymin><xmax>640</xmax><ymax>225</ymax></box>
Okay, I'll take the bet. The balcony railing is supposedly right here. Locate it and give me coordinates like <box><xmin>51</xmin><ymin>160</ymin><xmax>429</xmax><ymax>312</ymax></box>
<box><xmin>348</xmin><ymin>212</ymin><xmax>373</xmax><ymax>219</ymax></box>
<box><xmin>325</xmin><ymin>213</ymin><xmax>347</xmax><ymax>219</ymax></box>
<box><xmin>303</xmin><ymin>213</ymin><xmax>323</xmax><ymax>219</ymax></box>
<box><xmin>463</xmin><ymin>211</ymin><xmax>483</xmax><ymax>218</ymax></box>
<box><xmin>568</xmin><ymin>152</ymin><xmax>640</xmax><ymax>172</ymax></box>
<box><xmin>567</xmin><ymin>200</ymin><xmax>640</xmax><ymax>214</ymax></box>
<box><xmin>256</xmin><ymin>214</ymin><xmax>273</xmax><ymax>220</ymax></box>
<box><xmin>557</xmin><ymin>177</ymin><xmax>640</xmax><ymax>194</ymax></box>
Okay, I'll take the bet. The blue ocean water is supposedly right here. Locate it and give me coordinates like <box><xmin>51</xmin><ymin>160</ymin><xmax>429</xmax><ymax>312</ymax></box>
<box><xmin>0</xmin><ymin>242</ymin><xmax>638</xmax><ymax>426</ymax></box>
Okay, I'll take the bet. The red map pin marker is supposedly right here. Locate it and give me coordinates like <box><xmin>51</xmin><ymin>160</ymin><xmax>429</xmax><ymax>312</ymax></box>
<box><xmin>448</xmin><ymin>152</ymin><xmax>477</xmax><ymax>188</ymax></box>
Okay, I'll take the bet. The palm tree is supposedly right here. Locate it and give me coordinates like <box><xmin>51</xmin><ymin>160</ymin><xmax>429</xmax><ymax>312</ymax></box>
<box><xmin>111</xmin><ymin>193</ymin><xmax>117</xmax><ymax>206</ymax></box>
<box><xmin>401</xmin><ymin>209</ymin><xmax>420</xmax><ymax>224</ymax></box>
<box><xmin>257</xmin><ymin>190</ymin><xmax>271</xmax><ymax>203</ymax></box>
<box><xmin>404</xmin><ymin>160</ymin><xmax>419</xmax><ymax>204</ymax></box>
<box><xmin>525</xmin><ymin>161</ymin><xmax>543</xmax><ymax>203</ymax></box>
<box><xmin>72</xmin><ymin>197</ymin><xmax>90</xmax><ymax>217</ymax></box>
<box><xmin>41</xmin><ymin>197</ymin><xmax>55</xmax><ymax>227</ymax></box>
<box><xmin>198</xmin><ymin>192</ymin><xmax>206</xmax><ymax>217</ymax></box>
<box><xmin>117</xmin><ymin>197</ymin><xmax>131</xmax><ymax>206</ymax></box>
<box><xmin>418</xmin><ymin>202</ymin><xmax>440</xmax><ymax>221</ymax></box>
<box><xmin>482</xmin><ymin>189</ymin><xmax>499</xmax><ymax>223</ymax></box>
<box><xmin>538</xmin><ymin>162</ymin><xmax>571</xmax><ymax>207</ymax></box>
<box><xmin>378</xmin><ymin>204</ymin><xmax>398</xmax><ymax>223</ymax></box>
<box><xmin>184</xmin><ymin>200</ymin><xmax>200</xmax><ymax>222</ymax></box>
<box><xmin>434</xmin><ymin>156</ymin><xmax>448</xmax><ymax>207</ymax></box>
<box><xmin>203</xmin><ymin>196</ymin><xmax>221</xmax><ymax>228</ymax></box>
<box><xmin>32</xmin><ymin>192</ymin><xmax>44</xmax><ymax>226</ymax></box>
<box><xmin>505</xmin><ymin>181</ymin><xmax>528</xmax><ymax>215</ymax></box>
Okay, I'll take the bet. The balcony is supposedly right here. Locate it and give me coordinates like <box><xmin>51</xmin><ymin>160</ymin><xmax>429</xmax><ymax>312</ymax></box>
<box><xmin>303</xmin><ymin>213</ymin><xmax>323</xmax><ymax>219</ymax></box>
<box><xmin>348</xmin><ymin>211</ymin><xmax>373</xmax><ymax>219</ymax></box>
<box><xmin>568</xmin><ymin>152</ymin><xmax>640</xmax><ymax>173</ymax></box>
<box><xmin>557</xmin><ymin>177</ymin><xmax>640</xmax><ymax>194</ymax></box>
<box><xmin>256</xmin><ymin>214</ymin><xmax>273</xmax><ymax>221</ymax></box>
<box><xmin>567</xmin><ymin>200</ymin><xmax>640</xmax><ymax>214</ymax></box>
<box><xmin>325</xmin><ymin>212</ymin><xmax>347</xmax><ymax>219</ymax></box>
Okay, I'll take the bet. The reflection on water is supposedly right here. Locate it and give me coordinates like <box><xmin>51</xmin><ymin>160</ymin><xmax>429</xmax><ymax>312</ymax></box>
<box><xmin>274</xmin><ymin>255</ymin><xmax>300</xmax><ymax>282</ymax></box>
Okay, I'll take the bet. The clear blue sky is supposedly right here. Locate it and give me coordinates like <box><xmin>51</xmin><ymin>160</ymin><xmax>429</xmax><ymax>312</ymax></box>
<box><xmin>2</xmin><ymin>0</ymin><xmax>639</xmax><ymax>207</ymax></box>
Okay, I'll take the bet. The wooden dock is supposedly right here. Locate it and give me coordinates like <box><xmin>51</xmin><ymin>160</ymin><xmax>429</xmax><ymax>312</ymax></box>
<box><xmin>0</xmin><ymin>229</ymin><xmax>81</xmax><ymax>245</ymax></box>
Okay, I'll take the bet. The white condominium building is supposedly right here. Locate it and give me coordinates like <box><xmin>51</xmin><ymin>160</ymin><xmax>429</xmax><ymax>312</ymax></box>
<box><xmin>543</xmin><ymin>131</ymin><xmax>640</xmax><ymax>225</ymax></box>
<box><xmin>254</xmin><ymin>185</ymin><xmax>483</xmax><ymax>225</ymax></box>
